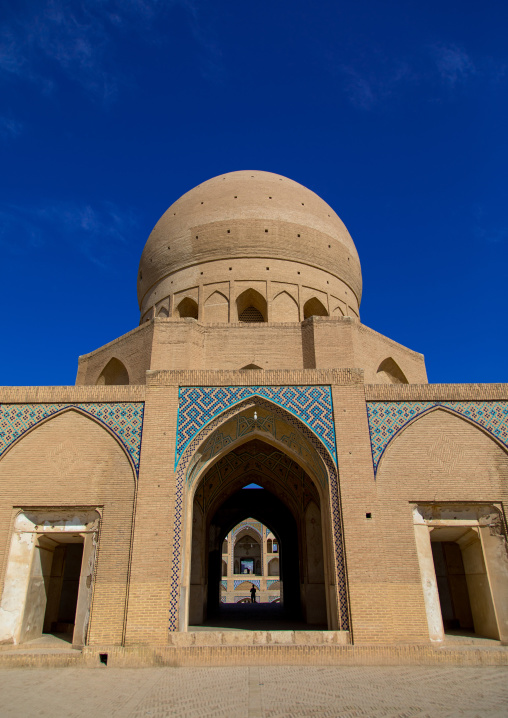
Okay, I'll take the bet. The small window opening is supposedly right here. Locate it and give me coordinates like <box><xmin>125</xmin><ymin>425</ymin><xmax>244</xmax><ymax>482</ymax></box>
<box><xmin>239</xmin><ymin>306</ymin><xmax>265</xmax><ymax>322</ymax></box>
<box><xmin>99</xmin><ymin>653</ymin><xmax>108</xmax><ymax>666</ymax></box>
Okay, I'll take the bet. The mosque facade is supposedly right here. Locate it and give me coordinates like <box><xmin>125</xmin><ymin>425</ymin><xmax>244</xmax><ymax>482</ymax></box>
<box><xmin>0</xmin><ymin>170</ymin><xmax>507</xmax><ymax>651</ymax></box>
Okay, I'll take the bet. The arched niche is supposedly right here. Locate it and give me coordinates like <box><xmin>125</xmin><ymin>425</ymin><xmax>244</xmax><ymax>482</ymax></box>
<box><xmin>240</xmin><ymin>364</ymin><xmax>263</xmax><ymax>370</ymax></box>
<box><xmin>236</xmin><ymin>288</ymin><xmax>267</xmax><ymax>322</ymax></box>
<box><xmin>303</xmin><ymin>297</ymin><xmax>328</xmax><ymax>319</ymax></box>
<box><xmin>268</xmin><ymin>557</ymin><xmax>280</xmax><ymax>576</ymax></box>
<box><xmin>234</xmin><ymin>532</ymin><xmax>261</xmax><ymax>575</ymax></box>
<box><xmin>272</xmin><ymin>291</ymin><xmax>299</xmax><ymax>322</ymax></box>
<box><xmin>177</xmin><ymin>297</ymin><xmax>198</xmax><ymax>319</ymax></box>
<box><xmin>204</xmin><ymin>291</ymin><xmax>229</xmax><ymax>323</ymax></box>
<box><xmin>156</xmin><ymin>306</ymin><xmax>169</xmax><ymax>318</ymax></box>
<box><xmin>376</xmin><ymin>357</ymin><xmax>408</xmax><ymax>384</ymax></box>
<box><xmin>96</xmin><ymin>357</ymin><xmax>129</xmax><ymax>386</ymax></box>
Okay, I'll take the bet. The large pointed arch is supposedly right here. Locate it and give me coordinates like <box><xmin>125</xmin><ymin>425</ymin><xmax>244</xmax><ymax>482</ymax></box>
<box><xmin>172</xmin><ymin>395</ymin><xmax>349</xmax><ymax>634</ymax></box>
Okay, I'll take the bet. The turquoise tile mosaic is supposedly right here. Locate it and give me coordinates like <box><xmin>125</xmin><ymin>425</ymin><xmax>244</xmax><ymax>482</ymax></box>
<box><xmin>176</xmin><ymin>386</ymin><xmax>336</xmax><ymax>465</ymax></box>
<box><xmin>234</xmin><ymin>579</ymin><xmax>260</xmax><ymax>589</ymax></box>
<box><xmin>367</xmin><ymin>400</ymin><xmax>508</xmax><ymax>476</ymax></box>
<box><xmin>0</xmin><ymin>403</ymin><xmax>144</xmax><ymax>475</ymax></box>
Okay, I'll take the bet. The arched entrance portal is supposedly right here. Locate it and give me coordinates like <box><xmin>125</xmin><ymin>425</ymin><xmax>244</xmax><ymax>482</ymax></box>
<box><xmin>181</xmin><ymin>398</ymin><xmax>343</xmax><ymax>629</ymax></box>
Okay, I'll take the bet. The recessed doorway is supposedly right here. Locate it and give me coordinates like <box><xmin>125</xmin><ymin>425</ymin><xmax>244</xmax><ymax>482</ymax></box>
<box><xmin>430</xmin><ymin>526</ymin><xmax>499</xmax><ymax>641</ymax></box>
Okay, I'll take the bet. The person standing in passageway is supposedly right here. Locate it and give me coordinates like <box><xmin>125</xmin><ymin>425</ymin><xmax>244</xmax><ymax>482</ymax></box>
<box><xmin>250</xmin><ymin>585</ymin><xmax>257</xmax><ymax>603</ymax></box>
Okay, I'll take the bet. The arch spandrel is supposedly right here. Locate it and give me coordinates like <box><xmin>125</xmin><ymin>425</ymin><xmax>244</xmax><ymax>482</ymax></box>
<box><xmin>175</xmin><ymin>386</ymin><xmax>337</xmax><ymax>466</ymax></box>
<box><xmin>377</xmin><ymin>406</ymin><xmax>508</xmax><ymax>482</ymax></box>
<box><xmin>366</xmin><ymin>400</ymin><xmax>508</xmax><ymax>477</ymax></box>
<box><xmin>0</xmin><ymin>404</ymin><xmax>143</xmax><ymax>479</ymax></box>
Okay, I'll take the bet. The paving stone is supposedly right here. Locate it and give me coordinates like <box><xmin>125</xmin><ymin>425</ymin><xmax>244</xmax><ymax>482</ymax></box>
<box><xmin>0</xmin><ymin>665</ymin><xmax>507</xmax><ymax>717</ymax></box>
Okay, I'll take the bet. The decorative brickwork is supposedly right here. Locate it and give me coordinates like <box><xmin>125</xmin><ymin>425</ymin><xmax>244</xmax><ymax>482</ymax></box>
<box><xmin>176</xmin><ymin>386</ymin><xmax>336</xmax><ymax>465</ymax></box>
<box><xmin>0</xmin><ymin>403</ymin><xmax>144</xmax><ymax>475</ymax></box>
<box><xmin>367</xmin><ymin>401</ymin><xmax>508</xmax><ymax>475</ymax></box>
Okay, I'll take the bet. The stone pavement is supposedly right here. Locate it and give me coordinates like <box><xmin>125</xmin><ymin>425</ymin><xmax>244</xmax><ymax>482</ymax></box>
<box><xmin>0</xmin><ymin>665</ymin><xmax>507</xmax><ymax>717</ymax></box>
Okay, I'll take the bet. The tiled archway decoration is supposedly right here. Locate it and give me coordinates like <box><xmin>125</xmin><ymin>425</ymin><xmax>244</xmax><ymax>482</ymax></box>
<box><xmin>0</xmin><ymin>403</ymin><xmax>144</xmax><ymax>476</ymax></box>
<box><xmin>176</xmin><ymin>386</ymin><xmax>336</xmax><ymax>465</ymax></box>
<box><xmin>171</xmin><ymin>393</ymin><xmax>349</xmax><ymax>633</ymax></box>
<box><xmin>367</xmin><ymin>400</ymin><xmax>508</xmax><ymax>476</ymax></box>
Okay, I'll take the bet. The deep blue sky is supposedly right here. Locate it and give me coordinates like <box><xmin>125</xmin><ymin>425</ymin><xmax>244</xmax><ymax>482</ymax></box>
<box><xmin>1</xmin><ymin>0</ymin><xmax>506</xmax><ymax>386</ymax></box>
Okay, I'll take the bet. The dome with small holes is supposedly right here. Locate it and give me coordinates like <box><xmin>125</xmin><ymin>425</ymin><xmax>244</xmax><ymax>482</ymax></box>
<box><xmin>137</xmin><ymin>170</ymin><xmax>362</xmax><ymax>324</ymax></box>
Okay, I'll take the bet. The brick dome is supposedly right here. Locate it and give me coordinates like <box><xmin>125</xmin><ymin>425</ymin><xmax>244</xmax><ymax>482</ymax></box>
<box><xmin>137</xmin><ymin>170</ymin><xmax>362</xmax><ymax>322</ymax></box>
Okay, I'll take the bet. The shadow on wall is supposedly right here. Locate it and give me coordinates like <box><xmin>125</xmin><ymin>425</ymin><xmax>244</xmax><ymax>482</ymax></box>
<box><xmin>303</xmin><ymin>298</ymin><xmax>328</xmax><ymax>319</ymax></box>
<box><xmin>376</xmin><ymin>357</ymin><xmax>408</xmax><ymax>384</ymax></box>
<box><xmin>177</xmin><ymin>297</ymin><xmax>199</xmax><ymax>319</ymax></box>
<box><xmin>96</xmin><ymin>358</ymin><xmax>129</xmax><ymax>386</ymax></box>
<box><xmin>237</xmin><ymin>289</ymin><xmax>267</xmax><ymax>322</ymax></box>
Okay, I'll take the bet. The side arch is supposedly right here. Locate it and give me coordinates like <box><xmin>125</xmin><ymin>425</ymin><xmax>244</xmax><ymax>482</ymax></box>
<box><xmin>268</xmin><ymin>557</ymin><xmax>280</xmax><ymax>576</ymax></box>
<box><xmin>304</xmin><ymin>297</ymin><xmax>328</xmax><ymax>319</ymax></box>
<box><xmin>376</xmin><ymin>357</ymin><xmax>408</xmax><ymax>384</ymax></box>
<box><xmin>377</xmin><ymin>406</ymin><xmax>508</xmax><ymax>479</ymax></box>
<box><xmin>96</xmin><ymin>357</ymin><xmax>129</xmax><ymax>386</ymax></box>
<box><xmin>204</xmin><ymin>291</ymin><xmax>229</xmax><ymax>323</ymax></box>
<box><xmin>0</xmin><ymin>406</ymin><xmax>138</xmax><ymax>481</ymax></box>
<box><xmin>272</xmin><ymin>291</ymin><xmax>299</xmax><ymax>322</ymax></box>
<box><xmin>177</xmin><ymin>297</ymin><xmax>198</xmax><ymax>319</ymax></box>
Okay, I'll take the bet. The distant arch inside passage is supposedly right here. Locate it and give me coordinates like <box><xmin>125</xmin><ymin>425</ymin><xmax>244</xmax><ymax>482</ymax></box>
<box><xmin>186</xmin><ymin>435</ymin><xmax>335</xmax><ymax>629</ymax></box>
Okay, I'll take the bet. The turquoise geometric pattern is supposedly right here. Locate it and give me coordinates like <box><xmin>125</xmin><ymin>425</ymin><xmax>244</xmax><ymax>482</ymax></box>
<box><xmin>176</xmin><ymin>386</ymin><xmax>336</xmax><ymax>465</ymax></box>
<box><xmin>220</xmin><ymin>580</ymin><xmax>227</xmax><ymax>589</ymax></box>
<box><xmin>0</xmin><ymin>403</ymin><xmax>144</xmax><ymax>475</ymax></box>
<box><xmin>234</xmin><ymin>579</ymin><xmax>260</xmax><ymax>589</ymax></box>
<box><xmin>267</xmin><ymin>580</ymin><xmax>279</xmax><ymax>588</ymax></box>
<box><xmin>367</xmin><ymin>400</ymin><xmax>508</xmax><ymax>475</ymax></box>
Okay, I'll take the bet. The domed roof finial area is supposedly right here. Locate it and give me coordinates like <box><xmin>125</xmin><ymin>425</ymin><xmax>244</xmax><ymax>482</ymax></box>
<box><xmin>138</xmin><ymin>170</ymin><xmax>362</xmax><ymax>324</ymax></box>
